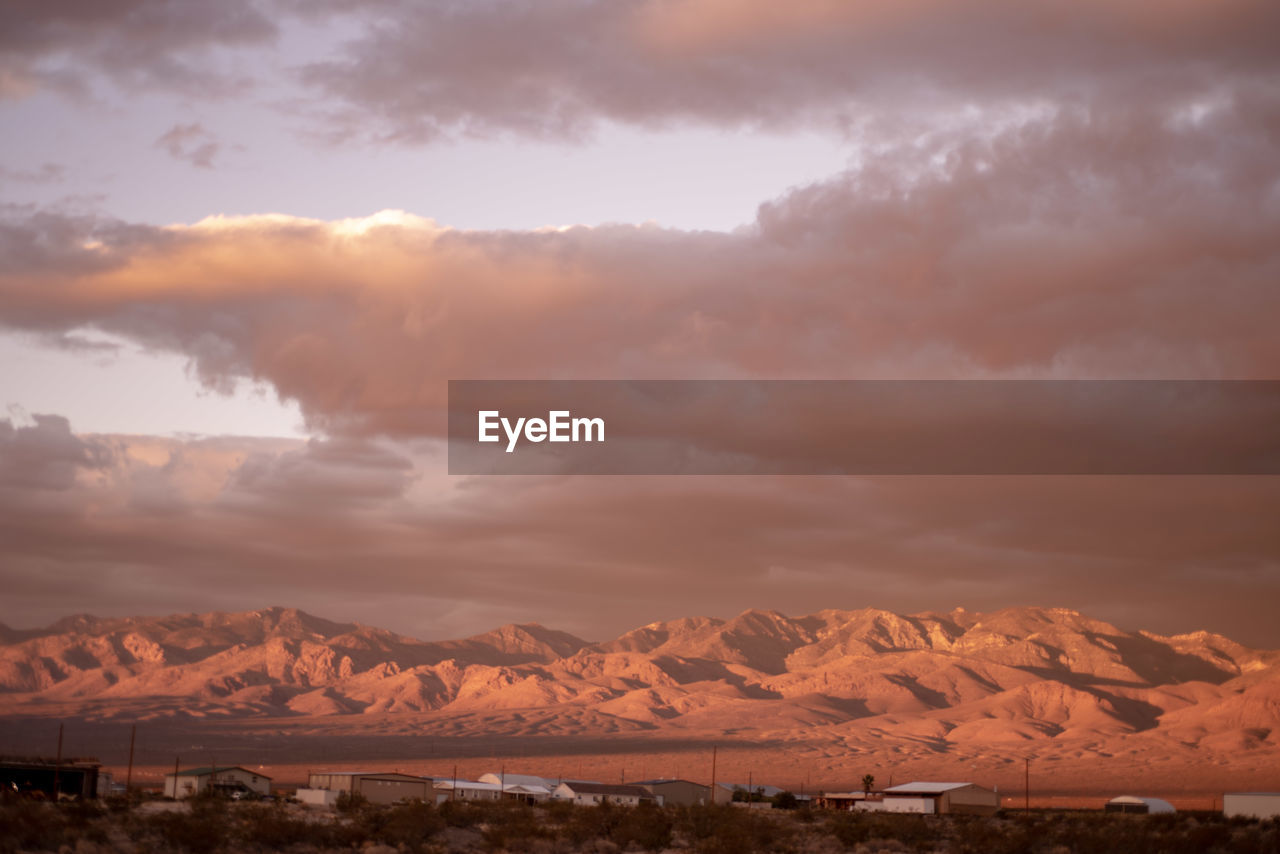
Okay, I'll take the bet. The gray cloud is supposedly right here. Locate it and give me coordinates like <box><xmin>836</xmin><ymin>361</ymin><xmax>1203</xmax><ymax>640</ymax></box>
<box><xmin>0</xmin><ymin>0</ymin><xmax>277</xmax><ymax>99</ymax></box>
<box><xmin>0</xmin><ymin>419</ymin><xmax>1277</xmax><ymax>646</ymax></box>
<box><xmin>0</xmin><ymin>413</ymin><xmax>111</xmax><ymax>490</ymax></box>
<box><xmin>154</xmin><ymin>123</ymin><xmax>223</xmax><ymax>169</ymax></box>
<box><xmin>298</xmin><ymin>0</ymin><xmax>1280</xmax><ymax>142</ymax></box>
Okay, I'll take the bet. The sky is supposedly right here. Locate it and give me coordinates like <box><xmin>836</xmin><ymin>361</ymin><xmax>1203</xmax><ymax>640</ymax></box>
<box><xmin>1</xmin><ymin>0</ymin><xmax>1278</xmax><ymax>646</ymax></box>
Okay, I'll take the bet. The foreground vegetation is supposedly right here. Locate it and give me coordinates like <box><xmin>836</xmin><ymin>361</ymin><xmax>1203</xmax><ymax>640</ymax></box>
<box><xmin>1</xmin><ymin>795</ymin><xmax>1276</xmax><ymax>854</ymax></box>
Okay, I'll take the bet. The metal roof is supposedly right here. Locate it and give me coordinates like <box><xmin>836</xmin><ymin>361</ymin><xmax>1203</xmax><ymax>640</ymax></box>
<box><xmin>556</xmin><ymin>782</ymin><xmax>653</xmax><ymax>797</ymax></box>
<box><xmin>169</xmin><ymin>766</ymin><xmax>271</xmax><ymax>779</ymax></box>
<box><xmin>884</xmin><ymin>782</ymin><xmax>974</xmax><ymax>794</ymax></box>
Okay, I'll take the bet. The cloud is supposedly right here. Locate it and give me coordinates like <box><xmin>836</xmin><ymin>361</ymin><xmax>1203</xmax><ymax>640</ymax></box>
<box><xmin>0</xmin><ymin>163</ymin><xmax>65</xmax><ymax>185</ymax></box>
<box><xmin>0</xmin><ymin>413</ymin><xmax>111</xmax><ymax>490</ymax></box>
<box><xmin>0</xmin><ymin>101</ymin><xmax>1277</xmax><ymax>440</ymax></box>
<box><xmin>154</xmin><ymin>123</ymin><xmax>223</xmax><ymax>169</ymax></box>
<box><xmin>297</xmin><ymin>0</ymin><xmax>1280</xmax><ymax>142</ymax></box>
<box><xmin>0</xmin><ymin>414</ymin><xmax>1277</xmax><ymax>646</ymax></box>
<box><xmin>0</xmin><ymin>0</ymin><xmax>277</xmax><ymax>99</ymax></box>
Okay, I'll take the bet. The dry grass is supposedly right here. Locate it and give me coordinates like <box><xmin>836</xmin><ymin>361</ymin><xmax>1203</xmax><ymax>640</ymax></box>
<box><xmin>1</xmin><ymin>796</ymin><xmax>1276</xmax><ymax>854</ymax></box>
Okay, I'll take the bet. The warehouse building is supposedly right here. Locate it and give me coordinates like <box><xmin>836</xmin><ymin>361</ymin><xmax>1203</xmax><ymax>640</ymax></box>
<box><xmin>876</xmin><ymin>782</ymin><xmax>1001</xmax><ymax>815</ymax></box>
<box><xmin>1223</xmin><ymin>793</ymin><xmax>1280</xmax><ymax>820</ymax></box>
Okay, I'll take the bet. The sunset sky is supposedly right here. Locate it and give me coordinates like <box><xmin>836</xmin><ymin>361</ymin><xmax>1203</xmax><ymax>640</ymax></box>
<box><xmin>2</xmin><ymin>1</ymin><xmax>1278</xmax><ymax>645</ymax></box>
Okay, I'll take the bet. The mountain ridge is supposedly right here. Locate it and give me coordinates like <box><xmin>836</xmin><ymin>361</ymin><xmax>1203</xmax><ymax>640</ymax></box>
<box><xmin>1</xmin><ymin>604</ymin><xmax>1276</xmax><ymax>765</ymax></box>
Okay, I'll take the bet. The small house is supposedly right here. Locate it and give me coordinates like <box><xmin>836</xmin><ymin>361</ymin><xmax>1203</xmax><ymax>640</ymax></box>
<box><xmin>552</xmin><ymin>781</ymin><xmax>659</xmax><ymax>806</ymax></box>
<box><xmin>164</xmin><ymin>766</ymin><xmax>271</xmax><ymax>799</ymax></box>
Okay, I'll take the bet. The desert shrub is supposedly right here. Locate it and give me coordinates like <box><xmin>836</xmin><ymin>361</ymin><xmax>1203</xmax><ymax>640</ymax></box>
<box><xmin>440</xmin><ymin>796</ymin><xmax>490</xmax><ymax>828</ymax></box>
<box><xmin>611</xmin><ymin>801</ymin><xmax>674</xmax><ymax>851</ymax></box>
<box><xmin>0</xmin><ymin>801</ymin><xmax>71</xmax><ymax>854</ymax></box>
<box><xmin>774</xmin><ymin>791</ymin><xmax>800</xmax><ymax>810</ymax></box>
<box><xmin>335</xmin><ymin>788</ymin><xmax>369</xmax><ymax>814</ymax></box>
<box><xmin>376</xmin><ymin>799</ymin><xmax>447</xmax><ymax>848</ymax></box>
<box><xmin>538</xmin><ymin>797</ymin><xmax>576</xmax><ymax>823</ymax></box>
<box><xmin>947</xmin><ymin>815</ymin><xmax>1035</xmax><ymax>854</ymax></box>
<box><xmin>676</xmin><ymin>803</ymin><xmax>791</xmax><ymax>854</ymax></box>
<box><xmin>235</xmin><ymin>800</ymin><xmax>330</xmax><ymax>849</ymax></box>
<box><xmin>480</xmin><ymin>800</ymin><xmax>549</xmax><ymax>852</ymax></box>
<box><xmin>145</xmin><ymin>798</ymin><xmax>228</xmax><ymax>854</ymax></box>
<box><xmin>825</xmin><ymin>811</ymin><xmax>944</xmax><ymax>852</ymax></box>
<box><xmin>564</xmin><ymin>798</ymin><xmax>623</xmax><ymax>844</ymax></box>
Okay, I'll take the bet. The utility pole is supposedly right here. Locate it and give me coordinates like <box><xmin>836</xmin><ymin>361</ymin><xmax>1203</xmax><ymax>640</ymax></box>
<box><xmin>52</xmin><ymin>723</ymin><xmax>64</xmax><ymax>801</ymax></box>
<box><xmin>125</xmin><ymin>725</ymin><xmax>137</xmax><ymax>794</ymax></box>
<box><xmin>710</xmin><ymin>746</ymin><xmax>717</xmax><ymax>805</ymax></box>
<box><xmin>1024</xmin><ymin>757</ymin><xmax>1030</xmax><ymax>813</ymax></box>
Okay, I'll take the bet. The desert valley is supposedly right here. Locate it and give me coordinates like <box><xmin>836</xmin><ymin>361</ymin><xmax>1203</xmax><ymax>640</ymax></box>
<box><xmin>2</xmin><ymin>605</ymin><xmax>1276</xmax><ymax>806</ymax></box>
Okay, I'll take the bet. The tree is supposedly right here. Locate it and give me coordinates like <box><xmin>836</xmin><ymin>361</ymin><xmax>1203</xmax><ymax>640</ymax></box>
<box><xmin>861</xmin><ymin>774</ymin><xmax>875</xmax><ymax>795</ymax></box>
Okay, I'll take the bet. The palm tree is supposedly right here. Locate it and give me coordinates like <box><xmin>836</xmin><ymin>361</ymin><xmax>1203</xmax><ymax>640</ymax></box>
<box><xmin>862</xmin><ymin>774</ymin><xmax>875</xmax><ymax>795</ymax></box>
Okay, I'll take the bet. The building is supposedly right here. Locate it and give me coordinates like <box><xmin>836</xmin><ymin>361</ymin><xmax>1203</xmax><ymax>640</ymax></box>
<box><xmin>1224</xmin><ymin>793</ymin><xmax>1280</xmax><ymax>820</ymax></box>
<box><xmin>715</xmin><ymin>782</ymin><xmax>789</xmax><ymax>804</ymax></box>
<box><xmin>552</xmin><ymin>781</ymin><xmax>659</xmax><ymax>806</ymax></box>
<box><xmin>432</xmin><ymin>778</ymin><xmax>504</xmax><ymax>803</ymax></box>
<box><xmin>299</xmin><ymin>771</ymin><xmax>434</xmax><ymax>805</ymax></box>
<box><xmin>163</xmin><ymin>766</ymin><xmax>271</xmax><ymax>799</ymax></box>
<box><xmin>814</xmin><ymin>791</ymin><xmax>872</xmax><ymax>811</ymax></box>
<box><xmin>0</xmin><ymin>757</ymin><xmax>101</xmax><ymax>800</ymax></box>
<box><xmin>630</xmin><ymin>778</ymin><xmax>711</xmax><ymax>806</ymax></box>
<box><xmin>477</xmin><ymin>772</ymin><xmax>554</xmax><ymax>801</ymax></box>
<box><xmin>1105</xmin><ymin>796</ymin><xmax>1175</xmax><ymax>815</ymax></box>
<box><xmin>879</xmin><ymin>782</ymin><xmax>1000</xmax><ymax>816</ymax></box>
<box><xmin>477</xmin><ymin>772</ymin><xmax>574</xmax><ymax>803</ymax></box>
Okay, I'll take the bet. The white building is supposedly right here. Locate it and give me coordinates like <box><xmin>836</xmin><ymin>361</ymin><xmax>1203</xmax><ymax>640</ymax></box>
<box><xmin>163</xmin><ymin>766</ymin><xmax>271</xmax><ymax>799</ymax></box>
<box><xmin>876</xmin><ymin>782</ymin><xmax>1001</xmax><ymax>816</ymax></box>
<box><xmin>433</xmin><ymin>779</ymin><xmax>504</xmax><ymax>803</ymax></box>
<box><xmin>553</xmin><ymin>781</ymin><xmax>659</xmax><ymax>806</ymax></box>
<box><xmin>1106</xmin><ymin>795</ymin><xmax>1176</xmax><ymax>814</ymax></box>
<box><xmin>1223</xmin><ymin>793</ymin><xmax>1280</xmax><ymax>820</ymax></box>
<box><xmin>297</xmin><ymin>771</ymin><xmax>435</xmax><ymax>806</ymax></box>
<box><xmin>476</xmin><ymin>772</ymin><xmax>573</xmax><ymax>803</ymax></box>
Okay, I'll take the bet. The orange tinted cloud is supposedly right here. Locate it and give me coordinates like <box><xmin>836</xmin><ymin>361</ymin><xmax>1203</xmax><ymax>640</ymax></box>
<box><xmin>2</xmin><ymin>102</ymin><xmax>1278</xmax><ymax>440</ymax></box>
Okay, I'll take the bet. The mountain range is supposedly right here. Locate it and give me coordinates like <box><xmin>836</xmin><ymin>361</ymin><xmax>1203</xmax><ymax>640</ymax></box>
<box><xmin>2</xmin><ymin>604</ymin><xmax>1277</xmax><ymax>769</ymax></box>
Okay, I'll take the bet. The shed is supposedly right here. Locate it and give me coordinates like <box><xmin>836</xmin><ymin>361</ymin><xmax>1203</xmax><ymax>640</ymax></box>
<box><xmin>0</xmin><ymin>757</ymin><xmax>101</xmax><ymax>801</ymax></box>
